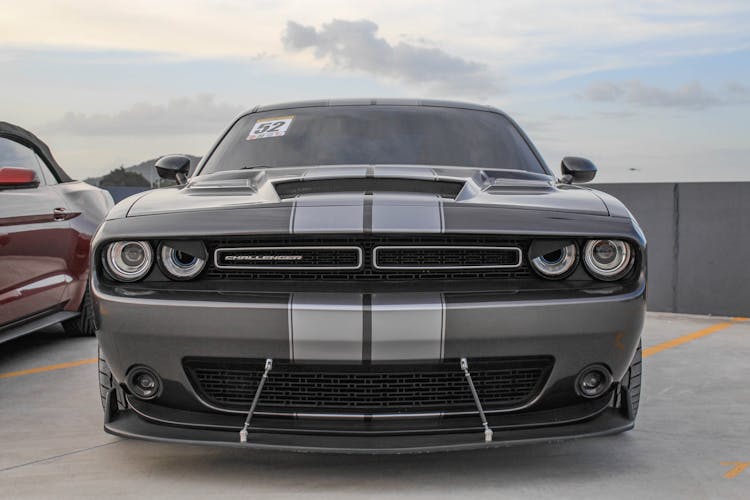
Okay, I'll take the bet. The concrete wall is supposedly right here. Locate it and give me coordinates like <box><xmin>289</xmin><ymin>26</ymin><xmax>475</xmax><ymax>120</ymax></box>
<box><xmin>593</xmin><ymin>182</ymin><xmax>750</xmax><ymax>317</ymax></box>
<box><xmin>100</xmin><ymin>182</ymin><xmax>750</xmax><ymax>317</ymax></box>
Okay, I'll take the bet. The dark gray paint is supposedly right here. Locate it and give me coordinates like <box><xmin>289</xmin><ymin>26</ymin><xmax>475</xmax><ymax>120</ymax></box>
<box><xmin>91</xmin><ymin>122</ymin><xmax>647</xmax><ymax>448</ymax></box>
<box><xmin>100</xmin><ymin>180</ymin><xmax>746</xmax><ymax>316</ymax></box>
<box><xmin>120</xmin><ymin>166</ymin><xmax>612</xmax><ymax>218</ymax></box>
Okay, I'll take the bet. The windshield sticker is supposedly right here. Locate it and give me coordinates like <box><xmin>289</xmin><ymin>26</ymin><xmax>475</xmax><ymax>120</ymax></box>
<box><xmin>247</xmin><ymin>116</ymin><xmax>294</xmax><ymax>140</ymax></box>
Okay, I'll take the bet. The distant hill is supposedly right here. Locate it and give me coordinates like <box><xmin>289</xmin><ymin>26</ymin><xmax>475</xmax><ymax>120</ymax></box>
<box><xmin>85</xmin><ymin>155</ymin><xmax>201</xmax><ymax>187</ymax></box>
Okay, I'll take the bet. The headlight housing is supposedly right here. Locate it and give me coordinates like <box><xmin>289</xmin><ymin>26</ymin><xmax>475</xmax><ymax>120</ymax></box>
<box><xmin>158</xmin><ymin>243</ymin><xmax>206</xmax><ymax>280</ymax></box>
<box><xmin>529</xmin><ymin>242</ymin><xmax>578</xmax><ymax>279</ymax></box>
<box><xmin>583</xmin><ymin>239</ymin><xmax>633</xmax><ymax>280</ymax></box>
<box><xmin>104</xmin><ymin>241</ymin><xmax>153</xmax><ymax>282</ymax></box>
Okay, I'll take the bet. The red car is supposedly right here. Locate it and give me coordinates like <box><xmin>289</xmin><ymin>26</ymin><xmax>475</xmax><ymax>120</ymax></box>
<box><xmin>0</xmin><ymin>122</ymin><xmax>113</xmax><ymax>343</ymax></box>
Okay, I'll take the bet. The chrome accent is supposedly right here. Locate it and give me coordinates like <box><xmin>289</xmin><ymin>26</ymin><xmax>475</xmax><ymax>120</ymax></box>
<box><xmin>214</xmin><ymin>246</ymin><xmax>364</xmax><ymax>270</ymax></box>
<box><xmin>372</xmin><ymin>245</ymin><xmax>522</xmax><ymax>270</ymax></box>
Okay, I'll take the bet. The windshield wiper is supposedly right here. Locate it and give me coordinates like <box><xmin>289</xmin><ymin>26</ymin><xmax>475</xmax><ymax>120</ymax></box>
<box><xmin>241</xmin><ymin>165</ymin><xmax>271</xmax><ymax>170</ymax></box>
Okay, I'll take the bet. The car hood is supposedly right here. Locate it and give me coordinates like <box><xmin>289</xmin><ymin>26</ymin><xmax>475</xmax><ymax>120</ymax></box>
<box><xmin>122</xmin><ymin>165</ymin><xmax>613</xmax><ymax>218</ymax></box>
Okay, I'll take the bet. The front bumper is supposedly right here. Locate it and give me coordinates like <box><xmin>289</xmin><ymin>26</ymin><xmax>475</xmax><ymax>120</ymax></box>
<box><xmin>94</xmin><ymin>278</ymin><xmax>645</xmax><ymax>452</ymax></box>
<box><xmin>104</xmin><ymin>391</ymin><xmax>634</xmax><ymax>453</ymax></box>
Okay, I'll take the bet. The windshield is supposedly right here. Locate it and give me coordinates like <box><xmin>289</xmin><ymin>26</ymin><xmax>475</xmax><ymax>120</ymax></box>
<box><xmin>200</xmin><ymin>105</ymin><xmax>546</xmax><ymax>175</ymax></box>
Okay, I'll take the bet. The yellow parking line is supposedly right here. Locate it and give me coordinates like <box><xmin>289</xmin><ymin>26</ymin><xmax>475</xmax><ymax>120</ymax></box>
<box><xmin>0</xmin><ymin>358</ymin><xmax>97</xmax><ymax>380</ymax></box>
<box><xmin>721</xmin><ymin>461</ymin><xmax>750</xmax><ymax>479</ymax></box>
<box><xmin>643</xmin><ymin>317</ymin><xmax>748</xmax><ymax>358</ymax></box>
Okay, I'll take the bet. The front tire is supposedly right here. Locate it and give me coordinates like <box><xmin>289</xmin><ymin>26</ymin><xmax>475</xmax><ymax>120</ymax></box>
<box><xmin>619</xmin><ymin>340</ymin><xmax>642</xmax><ymax>419</ymax></box>
<box><xmin>62</xmin><ymin>286</ymin><xmax>96</xmax><ymax>337</ymax></box>
<box><xmin>98</xmin><ymin>346</ymin><xmax>127</xmax><ymax>411</ymax></box>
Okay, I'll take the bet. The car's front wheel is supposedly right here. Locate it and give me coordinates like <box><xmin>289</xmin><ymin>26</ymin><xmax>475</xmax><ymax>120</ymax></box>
<box><xmin>620</xmin><ymin>340</ymin><xmax>642</xmax><ymax>419</ymax></box>
<box><xmin>98</xmin><ymin>346</ymin><xmax>127</xmax><ymax>411</ymax></box>
<box><xmin>62</xmin><ymin>286</ymin><xmax>96</xmax><ymax>337</ymax></box>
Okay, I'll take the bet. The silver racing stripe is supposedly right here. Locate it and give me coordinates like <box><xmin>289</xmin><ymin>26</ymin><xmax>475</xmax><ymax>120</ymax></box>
<box><xmin>303</xmin><ymin>166</ymin><xmax>368</xmax><ymax>179</ymax></box>
<box><xmin>370</xmin><ymin>293</ymin><xmax>445</xmax><ymax>361</ymax></box>
<box><xmin>289</xmin><ymin>293</ymin><xmax>364</xmax><ymax>361</ymax></box>
<box><xmin>371</xmin><ymin>193</ymin><xmax>444</xmax><ymax>233</ymax></box>
<box><xmin>291</xmin><ymin>166</ymin><xmax>446</xmax><ymax>233</ymax></box>
<box><xmin>290</xmin><ymin>193</ymin><xmax>365</xmax><ymax>233</ymax></box>
<box><xmin>287</xmin><ymin>292</ymin><xmax>445</xmax><ymax>362</ymax></box>
<box><xmin>286</xmin><ymin>168</ymin><xmax>447</xmax><ymax>361</ymax></box>
<box><xmin>372</xmin><ymin>165</ymin><xmax>437</xmax><ymax>179</ymax></box>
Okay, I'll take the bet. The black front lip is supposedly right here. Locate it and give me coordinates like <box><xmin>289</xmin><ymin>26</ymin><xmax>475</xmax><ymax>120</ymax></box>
<box><xmin>104</xmin><ymin>405</ymin><xmax>632</xmax><ymax>454</ymax></box>
<box><xmin>103</xmin><ymin>389</ymin><xmax>632</xmax><ymax>453</ymax></box>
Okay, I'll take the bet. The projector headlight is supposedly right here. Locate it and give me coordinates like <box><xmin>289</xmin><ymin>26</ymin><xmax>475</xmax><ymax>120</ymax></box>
<box><xmin>104</xmin><ymin>241</ymin><xmax>153</xmax><ymax>282</ymax></box>
<box><xmin>530</xmin><ymin>242</ymin><xmax>578</xmax><ymax>279</ymax></box>
<box><xmin>158</xmin><ymin>242</ymin><xmax>206</xmax><ymax>280</ymax></box>
<box><xmin>583</xmin><ymin>239</ymin><xmax>633</xmax><ymax>280</ymax></box>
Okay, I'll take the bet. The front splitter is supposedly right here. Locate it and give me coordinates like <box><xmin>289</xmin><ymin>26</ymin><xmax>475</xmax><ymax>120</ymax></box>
<box><xmin>104</xmin><ymin>406</ymin><xmax>633</xmax><ymax>454</ymax></box>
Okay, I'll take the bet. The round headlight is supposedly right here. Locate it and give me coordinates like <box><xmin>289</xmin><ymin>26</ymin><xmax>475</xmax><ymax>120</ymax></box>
<box><xmin>104</xmin><ymin>241</ymin><xmax>153</xmax><ymax>282</ymax></box>
<box><xmin>159</xmin><ymin>243</ymin><xmax>206</xmax><ymax>280</ymax></box>
<box><xmin>583</xmin><ymin>239</ymin><xmax>633</xmax><ymax>280</ymax></box>
<box><xmin>530</xmin><ymin>243</ymin><xmax>578</xmax><ymax>279</ymax></box>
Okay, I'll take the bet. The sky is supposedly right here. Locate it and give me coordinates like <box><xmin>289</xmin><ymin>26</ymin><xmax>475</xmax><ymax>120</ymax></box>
<box><xmin>1</xmin><ymin>0</ymin><xmax>749</xmax><ymax>182</ymax></box>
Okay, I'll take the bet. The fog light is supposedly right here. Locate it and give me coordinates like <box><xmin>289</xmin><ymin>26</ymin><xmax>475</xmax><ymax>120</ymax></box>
<box><xmin>575</xmin><ymin>365</ymin><xmax>612</xmax><ymax>398</ymax></box>
<box><xmin>127</xmin><ymin>366</ymin><xmax>162</xmax><ymax>400</ymax></box>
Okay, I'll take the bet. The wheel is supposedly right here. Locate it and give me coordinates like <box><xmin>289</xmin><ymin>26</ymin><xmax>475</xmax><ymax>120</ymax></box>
<box><xmin>619</xmin><ymin>340</ymin><xmax>642</xmax><ymax>419</ymax></box>
<box><xmin>98</xmin><ymin>345</ymin><xmax>127</xmax><ymax>411</ymax></box>
<box><xmin>62</xmin><ymin>285</ymin><xmax>96</xmax><ymax>337</ymax></box>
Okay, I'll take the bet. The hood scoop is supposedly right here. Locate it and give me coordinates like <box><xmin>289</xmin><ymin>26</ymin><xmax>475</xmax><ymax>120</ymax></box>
<box><xmin>274</xmin><ymin>178</ymin><xmax>465</xmax><ymax>200</ymax></box>
<box><xmin>184</xmin><ymin>170</ymin><xmax>266</xmax><ymax>194</ymax></box>
<box><xmin>484</xmin><ymin>178</ymin><xmax>556</xmax><ymax>194</ymax></box>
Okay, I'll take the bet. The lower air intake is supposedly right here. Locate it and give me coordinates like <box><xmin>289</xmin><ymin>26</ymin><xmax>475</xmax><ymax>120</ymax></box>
<box><xmin>184</xmin><ymin>357</ymin><xmax>553</xmax><ymax>416</ymax></box>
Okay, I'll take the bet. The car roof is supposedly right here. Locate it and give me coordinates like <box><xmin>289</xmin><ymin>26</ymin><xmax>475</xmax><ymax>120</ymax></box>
<box><xmin>249</xmin><ymin>98</ymin><xmax>505</xmax><ymax>116</ymax></box>
<box><xmin>0</xmin><ymin>121</ymin><xmax>72</xmax><ymax>182</ymax></box>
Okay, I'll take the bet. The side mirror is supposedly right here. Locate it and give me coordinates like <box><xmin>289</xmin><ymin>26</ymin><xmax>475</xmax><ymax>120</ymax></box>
<box><xmin>561</xmin><ymin>157</ymin><xmax>597</xmax><ymax>184</ymax></box>
<box><xmin>155</xmin><ymin>155</ymin><xmax>190</xmax><ymax>185</ymax></box>
<box><xmin>0</xmin><ymin>167</ymin><xmax>40</xmax><ymax>189</ymax></box>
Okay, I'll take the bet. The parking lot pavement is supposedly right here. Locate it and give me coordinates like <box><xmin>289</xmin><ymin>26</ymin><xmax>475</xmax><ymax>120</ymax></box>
<box><xmin>1</xmin><ymin>313</ymin><xmax>748</xmax><ymax>499</ymax></box>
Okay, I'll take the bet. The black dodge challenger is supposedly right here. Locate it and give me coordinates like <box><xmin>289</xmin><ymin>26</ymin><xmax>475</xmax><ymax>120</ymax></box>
<box><xmin>92</xmin><ymin>99</ymin><xmax>645</xmax><ymax>453</ymax></box>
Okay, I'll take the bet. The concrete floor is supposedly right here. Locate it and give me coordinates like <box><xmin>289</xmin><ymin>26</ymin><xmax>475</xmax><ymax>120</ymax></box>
<box><xmin>0</xmin><ymin>312</ymin><xmax>748</xmax><ymax>499</ymax></box>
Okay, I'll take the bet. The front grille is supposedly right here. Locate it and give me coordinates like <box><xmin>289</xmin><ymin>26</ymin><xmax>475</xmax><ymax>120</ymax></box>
<box><xmin>184</xmin><ymin>357</ymin><xmax>553</xmax><ymax>415</ymax></box>
<box><xmin>203</xmin><ymin>235</ymin><xmax>533</xmax><ymax>282</ymax></box>
<box><xmin>374</xmin><ymin>246</ymin><xmax>521</xmax><ymax>269</ymax></box>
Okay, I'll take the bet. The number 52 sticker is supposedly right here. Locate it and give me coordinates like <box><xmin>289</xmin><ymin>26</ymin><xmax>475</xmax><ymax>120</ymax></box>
<box><xmin>247</xmin><ymin>116</ymin><xmax>294</xmax><ymax>140</ymax></box>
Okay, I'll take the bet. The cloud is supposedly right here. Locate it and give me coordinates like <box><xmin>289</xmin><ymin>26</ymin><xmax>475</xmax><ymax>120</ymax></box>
<box><xmin>725</xmin><ymin>81</ymin><xmax>750</xmax><ymax>96</ymax></box>
<box><xmin>582</xmin><ymin>80</ymin><xmax>737</xmax><ymax>109</ymax></box>
<box><xmin>624</xmin><ymin>81</ymin><xmax>720</xmax><ymax>108</ymax></box>
<box><xmin>584</xmin><ymin>82</ymin><xmax>626</xmax><ymax>102</ymax></box>
<box><xmin>282</xmin><ymin>19</ymin><xmax>502</xmax><ymax>97</ymax></box>
<box><xmin>43</xmin><ymin>94</ymin><xmax>244</xmax><ymax>135</ymax></box>
<box><xmin>595</xmin><ymin>110</ymin><xmax>636</xmax><ymax>119</ymax></box>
